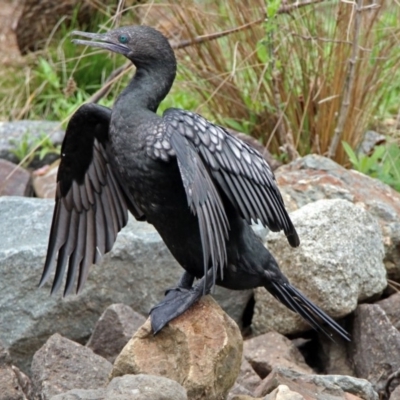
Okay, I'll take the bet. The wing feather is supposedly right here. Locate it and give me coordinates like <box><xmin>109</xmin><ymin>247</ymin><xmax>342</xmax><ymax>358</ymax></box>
<box><xmin>40</xmin><ymin>103</ymin><xmax>141</xmax><ymax>295</ymax></box>
<box><xmin>163</xmin><ymin>108</ymin><xmax>299</xmax><ymax>248</ymax></box>
<box><xmin>168</xmin><ymin>131</ymin><xmax>229</xmax><ymax>287</ymax></box>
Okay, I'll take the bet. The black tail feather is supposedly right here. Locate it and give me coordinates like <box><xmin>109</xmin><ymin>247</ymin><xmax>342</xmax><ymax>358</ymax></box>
<box><xmin>267</xmin><ymin>281</ymin><xmax>350</xmax><ymax>341</ymax></box>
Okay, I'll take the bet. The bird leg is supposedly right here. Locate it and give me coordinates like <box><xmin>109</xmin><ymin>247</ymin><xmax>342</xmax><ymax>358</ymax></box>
<box><xmin>150</xmin><ymin>269</ymin><xmax>214</xmax><ymax>334</ymax></box>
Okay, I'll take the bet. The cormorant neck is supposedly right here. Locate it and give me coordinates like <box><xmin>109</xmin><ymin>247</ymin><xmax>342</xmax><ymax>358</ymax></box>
<box><xmin>120</xmin><ymin>59</ymin><xmax>177</xmax><ymax>113</ymax></box>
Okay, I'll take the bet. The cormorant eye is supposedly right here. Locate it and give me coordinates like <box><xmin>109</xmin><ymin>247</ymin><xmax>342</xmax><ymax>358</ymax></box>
<box><xmin>118</xmin><ymin>34</ymin><xmax>129</xmax><ymax>44</ymax></box>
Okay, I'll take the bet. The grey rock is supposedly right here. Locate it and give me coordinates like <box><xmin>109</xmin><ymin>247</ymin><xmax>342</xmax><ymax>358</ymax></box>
<box><xmin>357</xmin><ymin>130</ymin><xmax>386</xmax><ymax>156</ymax></box>
<box><xmin>235</xmin><ymin>358</ymin><xmax>263</xmax><ymax>393</ymax></box>
<box><xmin>0</xmin><ymin>366</ymin><xmax>28</xmax><ymax>400</ymax></box>
<box><xmin>106</xmin><ymin>374</ymin><xmax>187</xmax><ymax>400</ymax></box>
<box><xmin>319</xmin><ymin>334</ymin><xmax>354</xmax><ymax>376</ymax></box>
<box><xmin>253</xmin><ymin>199</ymin><xmax>386</xmax><ymax>335</ymax></box>
<box><xmin>0</xmin><ymin>196</ymin><xmax>250</xmax><ymax>372</ymax></box>
<box><xmin>227</xmin><ymin>382</ymin><xmax>255</xmax><ymax>400</ymax></box>
<box><xmin>243</xmin><ymin>332</ymin><xmax>312</xmax><ymax>378</ymax></box>
<box><xmin>311</xmin><ymin>375</ymin><xmax>378</xmax><ymax>400</ymax></box>
<box><xmin>377</xmin><ymin>292</ymin><xmax>400</xmax><ymax>331</ymax></box>
<box><xmin>50</xmin><ymin>374</ymin><xmax>188</xmax><ymax>400</ymax></box>
<box><xmin>0</xmin><ymin>120</ymin><xmax>64</xmax><ymax>167</ymax></box>
<box><xmin>31</xmin><ymin>333</ymin><xmax>112</xmax><ymax>400</ymax></box>
<box><xmin>230</xmin><ymin>396</ymin><xmax>261</xmax><ymax>400</ymax></box>
<box><xmin>111</xmin><ymin>296</ymin><xmax>242</xmax><ymax>400</ymax></box>
<box><xmin>275</xmin><ymin>154</ymin><xmax>400</xmax><ymax>281</ymax></box>
<box><xmin>87</xmin><ymin>303</ymin><xmax>146</xmax><ymax>363</ymax></box>
<box><xmin>255</xmin><ymin>367</ymin><xmax>378</xmax><ymax>400</ymax></box>
<box><xmin>0</xmin><ymin>338</ymin><xmax>11</xmax><ymax>366</ymax></box>
<box><xmin>50</xmin><ymin>389</ymin><xmax>106</xmax><ymax>400</ymax></box>
<box><xmin>350</xmin><ymin>304</ymin><xmax>400</xmax><ymax>394</ymax></box>
<box><xmin>0</xmin><ymin>159</ymin><xmax>32</xmax><ymax>196</ymax></box>
<box><xmin>390</xmin><ymin>385</ymin><xmax>400</xmax><ymax>400</ymax></box>
<box><xmin>32</xmin><ymin>162</ymin><xmax>58</xmax><ymax>199</ymax></box>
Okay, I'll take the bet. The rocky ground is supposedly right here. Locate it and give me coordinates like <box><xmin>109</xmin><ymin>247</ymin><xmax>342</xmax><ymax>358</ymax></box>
<box><xmin>1</xmin><ymin>120</ymin><xmax>400</xmax><ymax>400</ymax></box>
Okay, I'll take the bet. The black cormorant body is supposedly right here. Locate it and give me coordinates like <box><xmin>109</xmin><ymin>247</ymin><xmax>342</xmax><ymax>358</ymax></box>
<box><xmin>40</xmin><ymin>25</ymin><xmax>349</xmax><ymax>341</ymax></box>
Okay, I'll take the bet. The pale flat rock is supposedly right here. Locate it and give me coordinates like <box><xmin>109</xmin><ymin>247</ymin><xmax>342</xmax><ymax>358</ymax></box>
<box><xmin>112</xmin><ymin>296</ymin><xmax>242</xmax><ymax>400</ymax></box>
<box><xmin>106</xmin><ymin>374</ymin><xmax>187</xmax><ymax>400</ymax></box>
<box><xmin>264</xmin><ymin>385</ymin><xmax>305</xmax><ymax>400</ymax></box>
<box><xmin>50</xmin><ymin>389</ymin><xmax>105</xmax><ymax>400</ymax></box>
<box><xmin>255</xmin><ymin>367</ymin><xmax>378</xmax><ymax>400</ymax></box>
<box><xmin>253</xmin><ymin>199</ymin><xmax>386</xmax><ymax>336</ymax></box>
<box><xmin>50</xmin><ymin>374</ymin><xmax>187</xmax><ymax>400</ymax></box>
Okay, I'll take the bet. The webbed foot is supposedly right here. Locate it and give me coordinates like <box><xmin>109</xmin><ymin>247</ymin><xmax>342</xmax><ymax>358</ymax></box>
<box><xmin>149</xmin><ymin>269</ymin><xmax>214</xmax><ymax>334</ymax></box>
<box><xmin>150</xmin><ymin>287</ymin><xmax>197</xmax><ymax>334</ymax></box>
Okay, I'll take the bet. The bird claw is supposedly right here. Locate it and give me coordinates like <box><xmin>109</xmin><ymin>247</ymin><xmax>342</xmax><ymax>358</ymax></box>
<box><xmin>164</xmin><ymin>286</ymin><xmax>188</xmax><ymax>296</ymax></box>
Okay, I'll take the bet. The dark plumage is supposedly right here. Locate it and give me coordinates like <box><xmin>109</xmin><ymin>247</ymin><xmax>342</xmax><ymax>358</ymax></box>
<box><xmin>40</xmin><ymin>25</ymin><xmax>349</xmax><ymax>341</ymax></box>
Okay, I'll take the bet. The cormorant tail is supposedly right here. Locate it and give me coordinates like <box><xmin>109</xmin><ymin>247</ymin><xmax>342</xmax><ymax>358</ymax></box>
<box><xmin>266</xmin><ymin>281</ymin><xmax>350</xmax><ymax>341</ymax></box>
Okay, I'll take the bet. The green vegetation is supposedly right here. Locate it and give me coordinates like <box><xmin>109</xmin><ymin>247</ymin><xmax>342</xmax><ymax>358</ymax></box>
<box><xmin>343</xmin><ymin>140</ymin><xmax>400</xmax><ymax>192</ymax></box>
<box><xmin>9</xmin><ymin>132</ymin><xmax>61</xmax><ymax>167</ymax></box>
<box><xmin>0</xmin><ymin>0</ymin><xmax>399</xmax><ymax>192</ymax></box>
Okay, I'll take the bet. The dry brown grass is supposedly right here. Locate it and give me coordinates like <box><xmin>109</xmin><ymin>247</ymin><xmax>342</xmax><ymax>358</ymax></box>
<box><xmin>136</xmin><ymin>0</ymin><xmax>400</xmax><ymax>164</ymax></box>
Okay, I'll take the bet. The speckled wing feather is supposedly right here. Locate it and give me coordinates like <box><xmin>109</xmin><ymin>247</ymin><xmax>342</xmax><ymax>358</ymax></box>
<box><xmin>162</xmin><ymin>108</ymin><xmax>299</xmax><ymax>248</ymax></box>
<box><xmin>40</xmin><ymin>103</ymin><xmax>141</xmax><ymax>296</ymax></box>
<box><xmin>169</xmin><ymin>131</ymin><xmax>229</xmax><ymax>285</ymax></box>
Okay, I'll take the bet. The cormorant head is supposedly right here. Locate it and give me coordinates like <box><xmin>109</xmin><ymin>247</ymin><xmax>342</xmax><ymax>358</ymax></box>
<box><xmin>71</xmin><ymin>25</ymin><xmax>176</xmax><ymax>69</ymax></box>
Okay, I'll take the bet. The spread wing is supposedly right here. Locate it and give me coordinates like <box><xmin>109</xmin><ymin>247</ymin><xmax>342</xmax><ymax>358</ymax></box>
<box><xmin>40</xmin><ymin>103</ymin><xmax>144</xmax><ymax>296</ymax></box>
<box><xmin>162</xmin><ymin>108</ymin><xmax>299</xmax><ymax>248</ymax></box>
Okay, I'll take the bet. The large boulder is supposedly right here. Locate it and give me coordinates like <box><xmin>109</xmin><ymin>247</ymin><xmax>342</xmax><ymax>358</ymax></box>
<box><xmin>275</xmin><ymin>154</ymin><xmax>400</xmax><ymax>279</ymax></box>
<box><xmin>86</xmin><ymin>303</ymin><xmax>146</xmax><ymax>363</ymax></box>
<box><xmin>350</xmin><ymin>304</ymin><xmax>400</xmax><ymax>394</ymax></box>
<box><xmin>252</xmin><ymin>198</ymin><xmax>386</xmax><ymax>336</ymax></box>
<box><xmin>243</xmin><ymin>332</ymin><xmax>313</xmax><ymax>378</ymax></box>
<box><xmin>0</xmin><ymin>196</ymin><xmax>251</xmax><ymax>372</ymax></box>
<box><xmin>376</xmin><ymin>292</ymin><xmax>400</xmax><ymax>331</ymax></box>
<box><xmin>0</xmin><ymin>339</ymin><xmax>32</xmax><ymax>400</ymax></box>
<box><xmin>31</xmin><ymin>333</ymin><xmax>112</xmax><ymax>400</ymax></box>
<box><xmin>111</xmin><ymin>296</ymin><xmax>243</xmax><ymax>400</ymax></box>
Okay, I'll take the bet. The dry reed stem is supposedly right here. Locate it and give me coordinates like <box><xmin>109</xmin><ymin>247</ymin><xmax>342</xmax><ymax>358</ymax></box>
<box><xmin>328</xmin><ymin>0</ymin><xmax>364</xmax><ymax>158</ymax></box>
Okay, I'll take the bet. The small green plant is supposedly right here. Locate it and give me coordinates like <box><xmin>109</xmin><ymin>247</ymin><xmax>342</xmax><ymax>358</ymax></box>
<box><xmin>342</xmin><ymin>141</ymin><xmax>400</xmax><ymax>192</ymax></box>
<box><xmin>0</xmin><ymin>5</ymin><xmax>122</xmax><ymax>121</ymax></box>
<box><xmin>9</xmin><ymin>132</ymin><xmax>61</xmax><ymax>167</ymax></box>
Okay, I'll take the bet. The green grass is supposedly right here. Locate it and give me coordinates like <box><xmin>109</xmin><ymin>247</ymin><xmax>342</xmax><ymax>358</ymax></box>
<box><xmin>9</xmin><ymin>131</ymin><xmax>61</xmax><ymax>167</ymax></box>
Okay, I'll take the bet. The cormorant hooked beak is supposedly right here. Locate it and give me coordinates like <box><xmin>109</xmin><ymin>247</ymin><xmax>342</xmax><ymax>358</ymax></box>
<box><xmin>71</xmin><ymin>31</ymin><xmax>130</xmax><ymax>57</ymax></box>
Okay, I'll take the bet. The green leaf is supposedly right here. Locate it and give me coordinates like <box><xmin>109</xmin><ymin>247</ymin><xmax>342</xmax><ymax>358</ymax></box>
<box><xmin>256</xmin><ymin>41</ymin><xmax>269</xmax><ymax>64</ymax></box>
<box><xmin>342</xmin><ymin>141</ymin><xmax>359</xmax><ymax>168</ymax></box>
